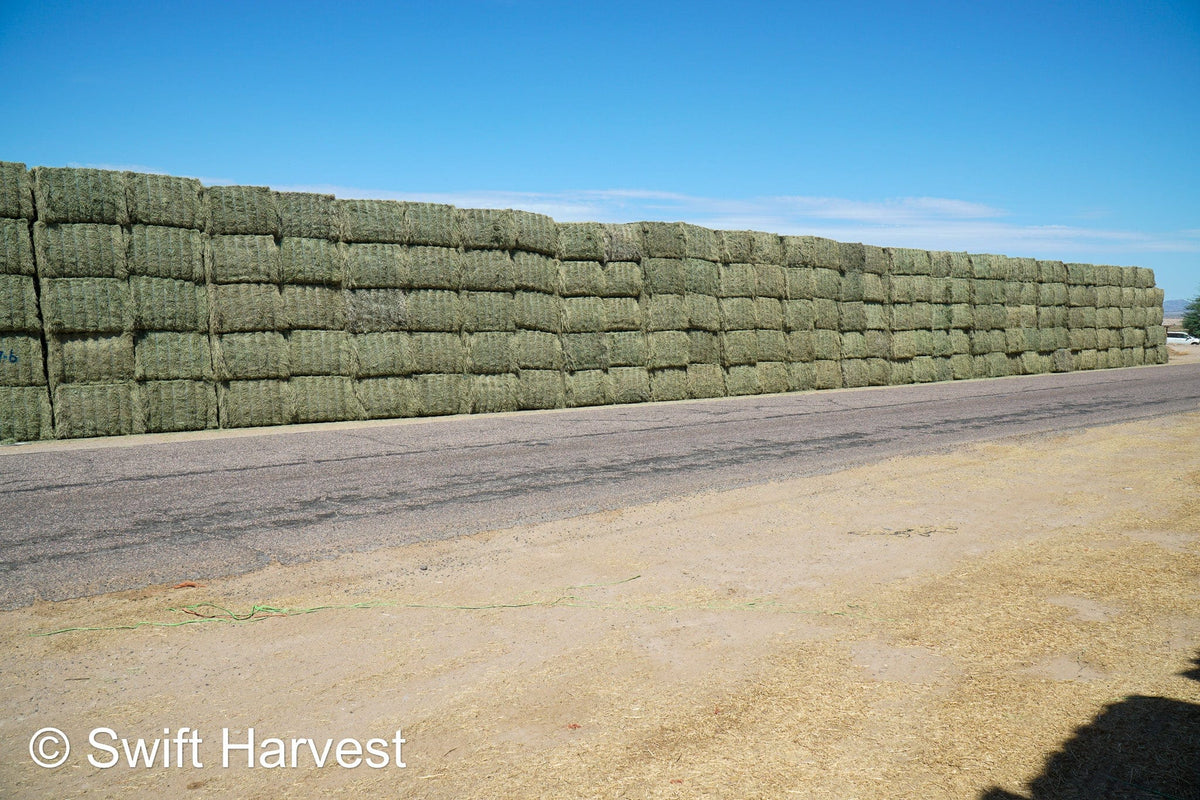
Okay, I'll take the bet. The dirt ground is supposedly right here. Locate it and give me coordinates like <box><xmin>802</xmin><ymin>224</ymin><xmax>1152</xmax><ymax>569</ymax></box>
<box><xmin>2</xmin><ymin>357</ymin><xmax>1199</xmax><ymax>799</ymax></box>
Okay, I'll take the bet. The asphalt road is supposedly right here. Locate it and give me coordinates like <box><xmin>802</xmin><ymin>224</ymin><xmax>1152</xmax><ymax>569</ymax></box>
<box><xmin>2</xmin><ymin>363</ymin><xmax>1199</xmax><ymax>609</ymax></box>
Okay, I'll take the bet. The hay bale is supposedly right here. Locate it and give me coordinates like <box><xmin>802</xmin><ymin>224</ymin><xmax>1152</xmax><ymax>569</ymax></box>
<box><xmin>643</xmin><ymin>258</ymin><xmax>686</xmax><ymax>295</ymax></box>
<box><xmin>677</xmin><ymin>223</ymin><xmax>716</xmax><ymax>261</ymax></box>
<box><xmin>1122</xmin><ymin>327</ymin><xmax>1147</xmax><ymax>348</ymax></box>
<box><xmin>0</xmin><ymin>274</ymin><xmax>41</xmax><ymax>333</ymax></box>
<box><xmin>891</xmin><ymin>330</ymin><xmax>920</xmax><ymax>360</ymax></box>
<box><xmin>33</xmin><ymin>167</ymin><xmax>128</xmax><ymax>225</ymax></box>
<box><xmin>756</xmin><ymin>297</ymin><xmax>783</xmax><ymax>330</ymax></box>
<box><xmin>786</xmin><ymin>361</ymin><xmax>814</xmax><ymax>392</ymax></box>
<box><xmin>948</xmin><ymin>277</ymin><xmax>971</xmax><ymax>304</ymax></box>
<box><xmin>686</xmin><ymin>293</ymin><xmax>720</xmax><ymax>331</ymax></box>
<box><xmin>646</xmin><ymin>295</ymin><xmax>687</xmax><ymax>332</ymax></box>
<box><xmin>512</xmin><ymin>252</ymin><xmax>560</xmax><ymax>294</ymax></box>
<box><xmin>41</xmin><ymin>278</ymin><xmax>131</xmax><ymax>334</ymax></box>
<box><xmin>605</xmin><ymin>297</ymin><xmax>642</xmax><ymax>331</ymax></box>
<box><xmin>345</xmin><ymin>288</ymin><xmax>408</xmax><ymax>333</ymax></box>
<box><xmin>810</xmin><ymin>360</ymin><xmax>841</xmax><ymax>389</ymax></box>
<box><xmin>865</xmin><ymin>329</ymin><xmax>892</xmax><ymax>359</ymax></box>
<box><xmin>603</xmin><ymin>261</ymin><xmax>643</xmax><ymax>297</ymax></box>
<box><xmin>206</xmin><ymin>185</ymin><xmax>280</xmax><ymax>236</ymax></box>
<box><xmin>212</xmin><ymin>331</ymin><xmax>289</xmax><ymax>380</ymax></box>
<box><xmin>647</xmin><ymin>331</ymin><xmax>689</xmax><ymax>369</ymax></box>
<box><xmin>560</xmin><ymin>260</ymin><xmax>605</xmax><ymax>296</ymax></box>
<box><xmin>281</xmin><ymin>238</ymin><xmax>343</xmax><ymax>286</ymax></box>
<box><xmin>466</xmin><ymin>332</ymin><xmax>515</xmax><ymax>374</ymax></box>
<box><xmin>130</xmin><ymin>276</ymin><xmax>207</xmax><ymax>332</ymax></box>
<box><xmin>408</xmin><ymin>245</ymin><xmax>461</xmax><ymax>290</ymax></box>
<box><xmin>721</xmin><ymin>330</ymin><xmax>758</xmax><ymax>367</ymax></box>
<box><xmin>403</xmin><ymin>202</ymin><xmax>455</xmax><ymax>247</ymax></box>
<box><xmin>291</xmin><ymin>375</ymin><xmax>364</xmax><ymax>423</ymax></box>
<box><xmin>719</xmin><ymin>297</ymin><xmax>757</xmax><ymax>331</ymax></box>
<box><xmin>1050</xmin><ymin>348</ymin><xmax>1074</xmax><ymax>373</ymax></box>
<box><xmin>948</xmin><ymin>329</ymin><xmax>971</xmax><ymax>355</ymax></box>
<box><xmin>210</xmin><ymin>283</ymin><xmax>282</xmax><ymax>333</ymax></box>
<box><xmin>0</xmin><ymin>161</ymin><xmax>33</xmax><ymax>220</ymax></box>
<box><xmin>886</xmin><ymin>247</ymin><xmax>931</xmax><ymax>276</ymax></box>
<box><xmin>276</xmin><ymin>191</ymin><xmax>338</xmax><ymax>240</ymax></box>
<box><xmin>1037</xmin><ymin>260</ymin><xmax>1067</xmax><ymax>283</ymax></box>
<box><xmin>460</xmin><ymin>249</ymin><xmax>514</xmax><ymax>292</ymax></box>
<box><xmin>357</xmin><ymin>377</ymin><xmax>413</xmax><ymax>419</ymax></box>
<box><xmin>608</xmin><ymin>331</ymin><xmax>646</xmax><ymax>367</ymax></box>
<box><xmin>755</xmin><ymin>263</ymin><xmax>786</xmax><ymax>299</ymax></box>
<box><xmin>782</xmin><ymin>299</ymin><xmax>814</xmax><ymax>332</ymax></box>
<box><xmin>947</xmin><ymin>353</ymin><xmax>973</xmax><ymax>381</ymax></box>
<box><xmin>861</xmin><ymin>302</ymin><xmax>888</xmax><ymax>332</ymax></box>
<box><xmin>604</xmin><ymin>223</ymin><xmax>643</xmax><ymax>263</ymax></box>
<box><xmin>723</xmin><ymin>364</ymin><xmax>758</xmax><ymax>396</ymax></box>
<box><xmin>811</xmin><ymin>329</ymin><xmax>841</xmax><ymax>361</ymax></box>
<box><xmin>517</xmin><ymin>369</ymin><xmax>564</xmax><ymax>410</ymax></box>
<box><xmin>757</xmin><ymin>361</ymin><xmax>788</xmax><ymax>394</ymax></box>
<box><xmin>138</xmin><ymin>380</ymin><xmax>217</xmax><ymax>432</ymax></box>
<box><xmin>1135</xmin><ymin>266</ymin><xmax>1155</xmax><ymax>289</ymax></box>
<box><xmin>513</xmin><ymin>210</ymin><xmax>557</xmax><ymax>256</ymax></box>
<box><xmin>0</xmin><ymin>334</ymin><xmax>45</xmax><ymax>386</ymax></box>
<box><xmin>52</xmin><ymin>382</ymin><xmax>134</xmax><ymax>438</ymax></box>
<box><xmin>512</xmin><ymin>329</ymin><xmax>563</xmax><ymax>370</ymax></box>
<box><xmin>218</xmin><ymin>379</ymin><xmax>292</xmax><ymax>428</ymax></box>
<box><xmin>838</xmin><ymin>359</ymin><xmax>868</xmax><ymax>389</ymax></box>
<box><xmin>355</xmin><ymin>332</ymin><xmax>410</xmax><ymax>377</ymax></box>
<box><xmin>1146</xmin><ymin>325</ymin><xmax>1167</xmax><ymax>347</ymax></box>
<box><xmin>556</xmin><ymin>222</ymin><xmax>605</xmax><ymax>261</ymax></box>
<box><xmin>859</xmin><ymin>272</ymin><xmax>888</xmax><ymax>304</ymax></box>
<box><xmin>839</xmin><ymin>331</ymin><xmax>867</xmax><ymax>360</ymax></box>
<box><xmin>787</xmin><ymin>330</ymin><xmax>815</xmax><ymax>363</ymax></box>
<box><xmin>283</xmin><ymin>285</ymin><xmax>346</xmax><ymax>330</ymax></box>
<box><xmin>344</xmin><ymin>243</ymin><xmax>409</xmax><ymax>288</ymax></box>
<box><xmin>972</xmin><ymin>278</ymin><xmax>1005</xmax><ymax>305</ymax></box>
<box><xmin>1073</xmin><ymin>349</ymin><xmax>1098</xmax><ymax>372</ymax></box>
<box><xmin>461</xmin><ymin>291</ymin><xmax>515</xmax><ymax>332</ymax></box>
<box><xmin>125</xmin><ymin>172</ymin><xmax>204</xmax><ymax>230</ymax></box>
<box><xmin>813</xmin><ymin>268</ymin><xmax>843</xmax><ymax>301</ymax></box>
<box><xmin>566</xmin><ymin>369</ymin><xmax>612</xmax><ymax>408</ymax></box>
<box><xmin>34</xmin><ymin>222</ymin><xmax>127</xmax><ymax>278</ymax></box>
<box><xmin>681</xmin><ymin>258</ymin><xmax>718</xmax><ymax>297</ymax></box>
<box><xmin>1065</xmin><ymin>262</ymin><xmax>1096</xmax><ymax>286</ymax></box>
<box><xmin>563</xmin><ymin>296</ymin><xmax>608</xmax><ymax>333</ymax></box>
<box><xmin>639</xmin><ymin>222</ymin><xmax>685</xmax><ymax>259</ymax></box>
<box><xmin>716</xmin><ymin>230</ymin><xmax>752</xmax><ymax>264</ymax></box>
<box><xmin>0</xmin><ymin>385</ymin><xmax>53</xmax><ymax>441</ymax></box>
<box><xmin>514</xmin><ymin>290</ymin><xmax>561</xmax><ymax>333</ymax></box>
<box><xmin>1068</xmin><ymin>306</ymin><xmax>1097</xmax><ymax>329</ymax></box>
<box><xmin>0</xmin><ymin>218</ymin><xmax>34</xmax><ymax>276</ymax></box>
<box><xmin>758</xmin><ymin>329</ymin><xmax>787</xmax><ymax>362</ymax></box>
<box><xmin>683</xmin><ymin>363</ymin><xmax>723</xmax><ymax>398</ymax></box>
<box><xmin>838</xmin><ymin>301</ymin><xmax>867</xmax><ymax>333</ymax></box>
<box><xmin>688</xmin><ymin>331</ymin><xmax>721</xmax><ymax>364</ymax></box>
<box><xmin>336</xmin><ymin>199</ymin><xmax>405</xmax><ymax>244</ymax></box>
<box><xmin>781</xmin><ymin>235</ymin><xmax>837</xmax><ymax>269</ymax></box>
<box><xmin>784</xmin><ymin>267</ymin><xmax>816</xmax><ymax>301</ymax></box>
<box><xmin>469</xmin><ymin>373</ymin><xmax>518</xmax><ymax>414</ymax></box>
<box><xmin>610</xmin><ymin>366</ymin><xmax>651</xmax><ymax>404</ymax></box>
<box><xmin>135</xmin><ymin>330</ymin><xmax>212</xmax><ymax>382</ymax></box>
<box><xmin>409</xmin><ymin>332</ymin><xmax>466</xmax><ymax>374</ymax></box>
<box><xmin>210</xmin><ymin>234</ymin><xmax>281</xmax><ymax>284</ymax></box>
<box><xmin>127</xmin><ymin>225</ymin><xmax>205</xmax><ymax>281</ymax></box>
<box><xmin>812</xmin><ymin>298</ymin><xmax>839</xmax><ymax>330</ymax></box>
<box><xmin>411</xmin><ymin>373</ymin><xmax>468</xmax><ymax>417</ymax></box>
<box><xmin>909</xmin><ymin>356</ymin><xmax>937</xmax><ymax>383</ymax></box>
<box><xmin>455</xmin><ymin>208</ymin><xmax>516</xmax><ymax>251</ymax></box>
<box><xmin>288</xmin><ymin>331</ymin><xmax>352</xmax><ymax>376</ymax></box>
<box><xmin>649</xmin><ymin>368</ymin><xmax>688</xmax><ymax>401</ymax></box>
<box><xmin>719</xmin><ymin>263</ymin><xmax>755</xmax><ymax>298</ymax></box>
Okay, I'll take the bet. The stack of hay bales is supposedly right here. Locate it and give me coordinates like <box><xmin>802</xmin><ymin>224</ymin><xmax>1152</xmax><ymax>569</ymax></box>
<box><xmin>510</xmin><ymin>213</ymin><xmax>563</xmax><ymax>410</ymax></box>
<box><xmin>640</xmin><ymin>222</ymin><xmax>691</xmax><ymax>402</ymax></box>
<box><xmin>0</xmin><ymin>162</ymin><xmax>52</xmax><ymax>441</ymax></box>
<box><xmin>1066</xmin><ymin>262</ymin><xmax>1167</xmax><ymax>370</ymax></box>
<box><xmin>456</xmin><ymin>207</ymin><xmax>518</xmax><ymax>414</ymax></box>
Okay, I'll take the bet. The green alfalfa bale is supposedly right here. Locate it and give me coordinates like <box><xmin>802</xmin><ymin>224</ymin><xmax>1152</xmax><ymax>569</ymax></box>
<box><xmin>125</xmin><ymin>172</ymin><xmax>204</xmax><ymax>230</ymax></box>
<box><xmin>839</xmin><ymin>331</ymin><xmax>867</xmax><ymax>360</ymax></box>
<box><xmin>408</xmin><ymin>246</ymin><xmax>460</xmax><ymax>290</ymax></box>
<box><xmin>511</xmin><ymin>252</ymin><xmax>559</xmax><ymax>295</ymax></box>
<box><xmin>1095</xmin><ymin>328</ymin><xmax>1116</xmax><ymax>350</ymax></box>
<box><xmin>781</xmin><ymin>235</ymin><xmax>834</xmax><ymax>269</ymax></box>
<box><xmin>357</xmin><ymin>376</ymin><xmax>413</xmax><ymax>419</ymax></box>
<box><xmin>973</xmin><ymin>303</ymin><xmax>1006</xmax><ymax>330</ymax></box>
<box><xmin>127</xmin><ymin>225</ymin><xmax>205</xmax><ymax>281</ymax></box>
<box><xmin>604</xmin><ymin>261</ymin><xmax>643</xmax><ymax>297</ymax></box>
<box><xmin>647</xmin><ymin>330</ymin><xmax>689</xmax><ymax>369</ymax></box>
<box><xmin>646</xmin><ymin>294</ymin><xmax>687</xmax><ymax>332</ymax></box>
<box><xmin>1064</xmin><ymin>262</ymin><xmax>1094</xmax><ymax>286</ymax></box>
<box><xmin>859</xmin><ymin>272</ymin><xmax>888</xmax><ymax>304</ymax></box>
<box><xmin>455</xmin><ymin>208</ymin><xmax>517</xmax><ymax>251</ymax></box>
<box><xmin>52</xmin><ymin>382</ymin><xmax>134</xmax><ymax>438</ymax></box>
<box><xmin>409</xmin><ymin>332</ymin><xmax>466</xmax><ymax>374</ymax></box>
<box><xmin>209</xmin><ymin>234</ymin><xmax>281</xmax><ymax>284</ymax></box>
<box><xmin>758</xmin><ymin>361</ymin><xmax>789</xmax><ymax>394</ymax></box>
<box><xmin>218</xmin><ymin>379</ymin><xmax>293</xmax><ymax>428</ymax></box>
<box><xmin>511</xmin><ymin>329</ymin><xmax>563</xmax><ymax>370</ymax></box>
<box><xmin>890</xmin><ymin>330</ymin><xmax>919</xmax><ymax>360</ymax></box>
<box><xmin>784</xmin><ymin>267</ymin><xmax>816</xmax><ymax>300</ymax></box>
<box><xmin>861</xmin><ymin>302</ymin><xmax>888</xmax><ymax>332</ymax></box>
<box><xmin>1020</xmin><ymin>351</ymin><xmax>1048</xmax><ymax>375</ymax></box>
<box><xmin>210</xmin><ymin>283</ymin><xmax>281</xmax><ymax>333</ymax></box>
<box><xmin>0</xmin><ymin>274</ymin><xmax>40</xmax><ymax>333</ymax></box>
<box><xmin>721</xmin><ymin>329</ymin><xmax>758</xmax><ymax>367</ymax></box>
<box><xmin>461</xmin><ymin>291</ymin><xmax>515</xmax><ymax>332</ymax></box>
<box><xmin>782</xmin><ymin>299</ymin><xmax>814</xmax><ymax>332</ymax></box>
<box><xmin>514</xmin><ymin>290</ymin><xmax>560</xmax><ymax>333</ymax></box>
<box><xmin>336</xmin><ymin>198</ymin><xmax>405</xmax><ymax>244</ymax></box>
<box><xmin>722</xmin><ymin>364</ymin><xmax>758</xmax><ymax>396</ymax></box>
<box><xmin>343</xmin><ymin>243</ymin><xmax>409</xmax><ymax>288</ymax></box>
<box><xmin>946</xmin><ymin>353</ymin><xmax>973</xmax><ymax>381</ymax></box>
<box><xmin>906</xmin><ymin>356</ymin><xmax>935</xmax><ymax>384</ymax></box>
<box><xmin>41</xmin><ymin>278</ymin><xmax>131</xmax><ymax>335</ymax></box>
<box><xmin>282</xmin><ymin>285</ymin><xmax>346</xmax><ymax>331</ymax></box>
<box><xmin>460</xmin><ymin>249</ymin><xmax>514</xmax><ymax>292</ymax></box>
<box><xmin>32</xmin><ymin>166</ymin><xmax>128</xmax><ymax>225</ymax></box>
<box><xmin>354</xmin><ymin>332</ymin><xmax>410</xmax><ymax>377</ymax></box>
<box><xmin>469</xmin><ymin>373</ymin><xmax>518</xmax><ymax>414</ymax></box>
<box><xmin>649</xmin><ymin>367</ymin><xmax>687</xmax><ymax>401</ymax></box>
<box><xmin>718</xmin><ymin>263</ymin><xmax>755</xmax><ymax>298</ymax></box>
<box><xmin>862</xmin><ymin>357</ymin><xmax>888</xmax><ymax>386</ymax></box>
<box><xmin>33</xmin><ymin>222</ymin><xmax>127</xmax><ymax>278</ymax></box>
<box><xmin>566</xmin><ymin>369</ymin><xmax>612</xmax><ymax>408</ymax></box>
<box><xmin>560</xmin><ymin>260</ymin><xmax>605</xmax><ymax>296</ymax></box>
<box><xmin>745</xmin><ymin>231</ymin><xmax>781</xmax><ymax>266</ymax></box>
<box><xmin>562</xmin><ymin>296</ymin><xmax>608</xmax><ymax>333</ymax></box>
<box><xmin>291</xmin><ymin>375</ymin><xmax>364</xmax><ymax>423</ymax></box>
<box><xmin>788</xmin><ymin>361</ymin><xmax>815</xmax><ymax>392</ymax></box>
<box><xmin>513</xmin><ymin>210</ymin><xmax>558</xmax><ymax>256</ymax></box>
<box><xmin>719</xmin><ymin>297</ymin><xmax>756</xmax><ymax>331</ymax></box>
<box><xmin>345</xmin><ymin>289</ymin><xmax>408</xmax><ymax>333</ymax></box>
<box><xmin>608</xmin><ymin>331</ymin><xmax>646</xmax><ymax>367</ymax></box>
<box><xmin>756</xmin><ymin>297</ymin><xmax>783</xmax><ymax>330</ymax></box>
<box><xmin>1146</xmin><ymin>325</ymin><xmax>1167</xmax><ymax>347</ymax></box>
<box><xmin>812</xmin><ymin>298</ymin><xmax>839</xmax><ymax>330</ymax></box>
<box><xmin>466</xmin><ymin>332</ymin><xmax>515</xmax><ymax>374</ymax></box>
<box><xmin>1135</xmin><ymin>267</ymin><xmax>1155</xmax><ymax>289</ymax></box>
<box><xmin>0</xmin><ymin>161</ymin><xmax>33</xmax><ymax>220</ymax></box>
<box><xmin>971</xmin><ymin>278</ymin><xmax>1004</xmax><ymax>305</ymax></box>
<box><xmin>1068</xmin><ymin>306</ymin><xmax>1097</xmax><ymax>329</ymax></box>
<box><xmin>1</xmin><ymin>385</ymin><xmax>53</xmax><ymax>441</ymax></box>
<box><xmin>402</xmin><ymin>202</ymin><xmax>456</xmax><ymax>247</ymax></box>
<box><xmin>839</xmin><ymin>359</ymin><xmax>870</xmax><ymax>389</ymax></box>
<box><xmin>643</xmin><ymin>258</ymin><xmax>686</xmax><ymax>295</ymax></box>
<box><xmin>934</xmin><ymin>357</ymin><xmax>955</xmax><ymax>383</ymax></box>
<box><xmin>984</xmin><ymin>352</ymin><xmax>1011</xmax><ymax>378</ymax></box>
<box><xmin>863</xmin><ymin>329</ymin><xmax>891</xmax><ymax>360</ymax></box>
<box><xmin>603</xmin><ymin>223</ymin><xmax>642</xmax><ymax>263</ymax></box>
<box><xmin>755</xmin><ymin>263</ymin><xmax>786</xmax><ymax>299</ymax></box>
<box><xmin>0</xmin><ymin>218</ymin><xmax>34</xmax><ymax>276</ymax></box>
<box><xmin>680</xmin><ymin>223</ymin><xmax>718</xmax><ymax>261</ymax></box>
<box><xmin>687</xmin><ymin>330</ymin><xmax>720</xmax><ymax>364</ymax></box>
<box><xmin>838</xmin><ymin>301</ymin><xmax>867</xmax><ymax>333</ymax></box>
<box><xmin>678</xmin><ymin>258</ymin><xmax>717</xmax><ymax>297</ymax></box>
<box><xmin>1003</xmin><ymin>328</ymin><xmax>1025</xmax><ymax>355</ymax></box>
<box><xmin>812</xmin><ymin>329</ymin><xmax>842</xmax><ymax>360</ymax></box>
<box><xmin>813</xmin><ymin>268</ymin><xmax>842</xmax><ymax>301</ymax></box>
<box><xmin>758</xmin><ymin>329</ymin><xmax>787</xmax><ymax>362</ymax></box>
<box><xmin>637</xmin><ymin>222</ymin><xmax>684</xmax><ymax>259</ymax></box>
<box><xmin>786</xmin><ymin>330</ymin><xmax>815</xmax><ymax>363</ymax></box>
<box><xmin>611</xmin><ymin>366</ymin><xmax>651</xmax><ymax>404</ymax></box>
<box><xmin>556</xmin><ymin>222</ymin><xmax>605</xmax><ymax>261</ymax></box>
<box><xmin>948</xmin><ymin>277</ymin><xmax>971</xmax><ymax>304</ymax></box>
<box><xmin>138</xmin><ymin>380</ymin><xmax>217</xmax><ymax>432</ymax></box>
<box><xmin>281</xmin><ymin>238</ymin><xmax>344</xmax><ymax>286</ymax></box>
<box><xmin>517</xmin><ymin>369</ymin><xmax>564</xmax><ymax>409</ymax></box>
<box><xmin>206</xmin><ymin>184</ymin><xmax>281</xmax><ymax>237</ymax></box>
<box><xmin>0</xmin><ymin>334</ymin><xmax>45</xmax><ymax>386</ymax></box>
<box><xmin>1049</xmin><ymin>348</ymin><xmax>1073</xmax><ymax>374</ymax></box>
<box><xmin>1149</xmin><ymin>344</ymin><xmax>1169</xmax><ymax>364</ymax></box>
<box><xmin>1036</xmin><ymin>259</ymin><xmax>1066</xmax><ymax>284</ymax></box>
<box><xmin>946</xmin><ymin>329</ymin><xmax>970</xmax><ymax>355</ymax></box>
<box><xmin>212</xmin><ymin>331</ymin><xmax>289</xmax><ymax>380</ymax></box>
<box><xmin>809</xmin><ymin>360</ymin><xmax>840</xmax><ymax>390</ymax></box>
<box><xmin>1037</xmin><ymin>282</ymin><xmax>1067</xmax><ymax>307</ymax></box>
<box><xmin>288</xmin><ymin>329</ymin><xmax>355</xmax><ymax>377</ymax></box>
<box><xmin>276</xmin><ymin>191</ymin><xmax>338</xmax><ymax>241</ymax></box>
<box><xmin>134</xmin><ymin>331</ymin><xmax>212</xmax><ymax>381</ymax></box>
<box><xmin>1122</xmin><ymin>327</ymin><xmax>1147</xmax><ymax>348</ymax></box>
<box><xmin>130</xmin><ymin>276</ymin><xmax>207</xmax><ymax>332</ymax></box>
<box><xmin>1012</xmin><ymin>281</ymin><xmax>1038</xmax><ymax>305</ymax></box>
<box><xmin>46</xmin><ymin>333</ymin><xmax>133</xmax><ymax>385</ymax></box>
<box><xmin>604</xmin><ymin>297</ymin><xmax>642</xmax><ymax>331</ymax></box>
<box><xmin>885</xmin><ymin>247</ymin><xmax>930</xmax><ymax>276</ymax></box>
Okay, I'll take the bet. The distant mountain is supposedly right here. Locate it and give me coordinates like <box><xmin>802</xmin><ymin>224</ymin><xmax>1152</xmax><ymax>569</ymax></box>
<box><xmin>1164</xmin><ymin>299</ymin><xmax>1189</xmax><ymax>314</ymax></box>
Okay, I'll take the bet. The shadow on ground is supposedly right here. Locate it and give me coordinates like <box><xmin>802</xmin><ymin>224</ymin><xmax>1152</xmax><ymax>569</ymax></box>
<box><xmin>981</xmin><ymin>654</ymin><xmax>1200</xmax><ymax>800</ymax></box>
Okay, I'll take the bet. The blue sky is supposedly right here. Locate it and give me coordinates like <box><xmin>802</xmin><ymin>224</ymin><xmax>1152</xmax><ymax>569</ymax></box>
<box><xmin>1</xmin><ymin>0</ymin><xmax>1197</xmax><ymax>299</ymax></box>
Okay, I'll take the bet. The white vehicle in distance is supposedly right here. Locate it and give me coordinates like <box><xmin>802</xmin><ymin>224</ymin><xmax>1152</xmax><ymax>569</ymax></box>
<box><xmin>1166</xmin><ymin>331</ymin><xmax>1200</xmax><ymax>345</ymax></box>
